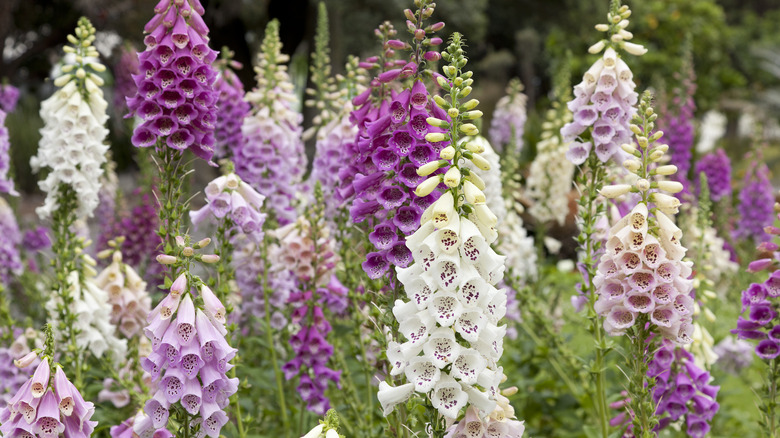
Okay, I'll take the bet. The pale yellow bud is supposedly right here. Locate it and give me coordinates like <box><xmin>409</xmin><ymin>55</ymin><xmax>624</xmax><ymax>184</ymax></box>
<box><xmin>463</xmin><ymin>180</ymin><xmax>486</xmax><ymax>204</ymax></box>
<box><xmin>595</xmin><ymin>24</ymin><xmax>609</xmax><ymax>32</ymax></box>
<box><xmin>417</xmin><ymin>160</ymin><xmax>441</xmax><ymax>177</ymax></box>
<box><xmin>447</xmin><ymin>107</ymin><xmax>459</xmax><ymax>118</ymax></box>
<box><xmin>459</xmin><ymin>86</ymin><xmax>472</xmax><ymax>97</ymax></box>
<box><xmin>469</xmin><ymin>153</ymin><xmax>490</xmax><ymax>171</ymax></box>
<box><xmin>635</xmin><ymin>179</ymin><xmax>650</xmax><ymax>192</ymax></box>
<box><xmin>623</xmin><ymin>159</ymin><xmax>641</xmax><ymax>172</ymax></box>
<box><xmin>157</xmin><ymin>254</ymin><xmax>177</xmax><ymax>265</ymax></box>
<box><xmin>415</xmin><ymin>175</ymin><xmax>442</xmax><ymax>197</ymax></box>
<box><xmin>426</xmin><ymin>117</ymin><xmax>448</xmax><ymax>128</ymax></box>
<box><xmin>622</xmin><ymin>41</ymin><xmax>648</xmax><ymax>56</ymax></box>
<box><xmin>201</xmin><ymin>254</ymin><xmax>220</xmax><ymax>264</ymax></box>
<box><xmin>461</xmin><ymin>99</ymin><xmax>479</xmax><ymax>110</ymax></box>
<box><xmin>588</xmin><ymin>40</ymin><xmax>606</xmax><ymax>54</ymax></box>
<box><xmin>649</xmin><ymin>150</ymin><xmax>664</xmax><ymax>161</ymax></box>
<box><xmin>443</xmin><ymin>166</ymin><xmax>461</xmax><ymax>188</ymax></box>
<box><xmin>466</xmin><ymin>173</ymin><xmax>486</xmax><ymax>190</ymax></box>
<box><xmin>654</xmin><ymin>165</ymin><xmax>677</xmax><ymax>176</ymax></box>
<box><xmin>440</xmin><ymin>146</ymin><xmax>455</xmax><ymax>160</ymax></box>
<box><xmin>652</xmin><ymin>192</ymin><xmax>681</xmax><ymax>215</ymax></box>
<box><xmin>425</xmin><ymin>132</ymin><xmax>447</xmax><ymax>143</ymax></box>
<box><xmin>465</xmin><ymin>140</ymin><xmax>485</xmax><ymax>154</ymax></box>
<box><xmin>460</xmin><ymin>123</ymin><xmax>478</xmax><ymax>136</ymax></box>
<box><xmin>599</xmin><ymin>184</ymin><xmax>632</xmax><ymax>199</ymax></box>
<box><xmin>657</xmin><ymin>180</ymin><xmax>684</xmax><ymax>194</ymax></box>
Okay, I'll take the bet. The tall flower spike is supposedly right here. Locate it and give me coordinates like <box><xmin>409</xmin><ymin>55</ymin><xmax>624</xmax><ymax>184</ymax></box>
<box><xmin>236</xmin><ymin>20</ymin><xmax>306</xmax><ymax>225</ymax></box>
<box><xmin>0</xmin><ymin>84</ymin><xmax>19</xmax><ymax>113</ymax></box>
<box><xmin>379</xmin><ymin>33</ymin><xmax>515</xmax><ymax>431</ymax></box>
<box><xmin>489</xmin><ymin>78</ymin><xmax>527</xmax><ymax>155</ymax></box>
<box><xmin>0</xmin><ymin>198</ymin><xmax>22</xmax><ymax>285</ymax></box>
<box><xmin>30</xmin><ymin>17</ymin><xmax>109</xmax><ymax>219</ymax></box>
<box><xmin>0</xmin><ymin>109</ymin><xmax>16</xmax><ymax>196</ymax></box>
<box><xmin>562</xmin><ymin>0</ymin><xmax>644</xmax><ymax>165</ymax></box>
<box><xmin>126</xmin><ymin>0</ymin><xmax>219</xmax><ymax>162</ymax></box>
<box><xmin>735</xmin><ymin>152</ymin><xmax>774</xmax><ymax>244</ymax></box>
<box><xmin>212</xmin><ymin>49</ymin><xmax>250</xmax><ymax>161</ymax></box>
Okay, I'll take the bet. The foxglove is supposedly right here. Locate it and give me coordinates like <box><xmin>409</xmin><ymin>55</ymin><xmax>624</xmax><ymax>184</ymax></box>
<box><xmin>213</xmin><ymin>56</ymin><xmax>249</xmax><ymax>161</ymax></box>
<box><xmin>94</xmin><ymin>248</ymin><xmax>152</xmax><ymax>338</ymax></box>
<box><xmin>0</xmin><ymin>198</ymin><xmax>22</xmax><ymax>285</ymax></box>
<box><xmin>489</xmin><ymin>78</ymin><xmax>527</xmax><ymax>155</ymax></box>
<box><xmin>236</xmin><ymin>20</ymin><xmax>305</xmax><ymax>225</ymax></box>
<box><xmin>31</xmin><ymin>18</ymin><xmax>109</xmax><ymax>219</ymax></box>
<box><xmin>0</xmin><ymin>110</ymin><xmax>16</xmax><ymax>196</ymax></box>
<box><xmin>694</xmin><ymin>149</ymin><xmax>731</xmax><ymax>202</ymax></box>
<box><xmin>0</xmin><ymin>328</ymin><xmax>40</xmax><ymax>406</ymax></box>
<box><xmin>461</xmin><ymin>136</ymin><xmax>506</xmax><ymax>225</ymax></box>
<box><xmin>735</xmin><ymin>157</ymin><xmax>774</xmax><ymax>244</ymax></box>
<box><xmin>379</xmin><ymin>33</ymin><xmax>509</xmax><ymax>423</ymax></box>
<box><xmin>190</xmin><ymin>173</ymin><xmax>266</xmax><ymax>243</ymax></box>
<box><xmin>126</xmin><ymin>0</ymin><xmax>219</xmax><ymax>161</ymax></box>
<box><xmin>113</xmin><ymin>44</ymin><xmax>140</xmax><ymax>114</ymax></box>
<box><xmin>0</xmin><ymin>84</ymin><xmax>19</xmax><ymax>113</ymax></box>
<box><xmin>658</xmin><ymin>51</ymin><xmax>696</xmax><ymax>196</ymax></box>
<box><xmin>0</xmin><ymin>356</ymin><xmax>98</xmax><ymax>436</ymax></box>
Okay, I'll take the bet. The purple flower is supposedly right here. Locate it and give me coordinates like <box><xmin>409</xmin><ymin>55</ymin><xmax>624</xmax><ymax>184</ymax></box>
<box><xmin>658</xmin><ymin>57</ymin><xmax>695</xmax><ymax>196</ymax></box>
<box><xmin>213</xmin><ymin>65</ymin><xmax>249</xmax><ymax>161</ymax></box>
<box><xmin>489</xmin><ymin>79</ymin><xmax>527</xmax><ymax>154</ymax></box>
<box><xmin>113</xmin><ymin>45</ymin><xmax>141</xmax><ymax>113</ymax></box>
<box><xmin>0</xmin><ymin>84</ymin><xmax>19</xmax><ymax>113</ymax></box>
<box><xmin>190</xmin><ymin>174</ymin><xmax>266</xmax><ymax>243</ymax></box>
<box><xmin>694</xmin><ymin>149</ymin><xmax>731</xmax><ymax>202</ymax></box>
<box><xmin>0</xmin><ymin>198</ymin><xmax>22</xmax><ymax>284</ymax></box>
<box><xmin>735</xmin><ymin>159</ymin><xmax>774</xmax><ymax>244</ymax></box>
<box><xmin>127</xmin><ymin>0</ymin><xmax>219</xmax><ymax>162</ymax></box>
<box><xmin>0</xmin><ymin>110</ymin><xmax>16</xmax><ymax>196</ymax></box>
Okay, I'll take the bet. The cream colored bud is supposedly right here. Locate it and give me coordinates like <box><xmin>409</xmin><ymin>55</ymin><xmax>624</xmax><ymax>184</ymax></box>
<box><xmin>635</xmin><ymin>179</ymin><xmax>650</xmax><ymax>192</ymax></box>
<box><xmin>618</xmin><ymin>19</ymin><xmax>629</xmax><ymax>28</ymax></box>
<box><xmin>649</xmin><ymin>150</ymin><xmax>664</xmax><ymax>161</ymax></box>
<box><xmin>465</xmin><ymin>140</ymin><xmax>485</xmax><ymax>154</ymax></box>
<box><xmin>157</xmin><ymin>254</ymin><xmax>178</xmax><ymax>265</ymax></box>
<box><xmin>622</xmin><ymin>41</ymin><xmax>648</xmax><ymax>56</ymax></box>
<box><xmin>629</xmin><ymin>124</ymin><xmax>642</xmax><ymax>135</ymax></box>
<box><xmin>637</xmin><ymin>136</ymin><xmax>648</xmax><ymax>148</ymax></box>
<box><xmin>657</xmin><ymin>180</ymin><xmax>684</xmax><ymax>194</ymax></box>
<box><xmin>654</xmin><ymin>165</ymin><xmax>677</xmax><ymax>176</ymax></box>
<box><xmin>595</xmin><ymin>24</ymin><xmax>609</xmax><ymax>32</ymax></box>
<box><xmin>436</xmin><ymin>76</ymin><xmax>449</xmax><ymax>88</ymax></box>
<box><xmin>623</xmin><ymin>159</ymin><xmax>641</xmax><ymax>173</ymax></box>
<box><xmin>53</xmin><ymin>74</ymin><xmax>72</xmax><ymax>87</ymax></box>
<box><xmin>652</xmin><ymin>192</ymin><xmax>681</xmax><ymax>214</ymax></box>
<box><xmin>464</xmin><ymin>180</ymin><xmax>486</xmax><ymax>204</ymax></box>
<box><xmin>459</xmin><ymin>123</ymin><xmax>478</xmax><ymax>135</ymax></box>
<box><xmin>417</xmin><ymin>160</ymin><xmax>442</xmax><ymax>177</ymax></box>
<box><xmin>195</xmin><ymin>237</ymin><xmax>212</xmax><ymax>249</ymax></box>
<box><xmin>447</xmin><ymin>107</ymin><xmax>460</xmax><ymax>118</ymax></box>
<box><xmin>474</xmin><ymin>204</ymin><xmax>498</xmax><ymax>228</ymax></box>
<box><xmin>89</xmin><ymin>62</ymin><xmax>106</xmax><ymax>72</ymax></box>
<box><xmin>621</xmin><ymin>143</ymin><xmax>637</xmax><ymax>155</ymax></box>
<box><xmin>443</xmin><ymin>166</ymin><xmax>461</xmax><ymax>188</ymax></box>
<box><xmin>599</xmin><ymin>184</ymin><xmax>632</xmax><ymax>199</ymax></box>
<box><xmin>415</xmin><ymin>175</ymin><xmax>442</xmax><ymax>197</ymax></box>
<box><xmin>462</xmin><ymin>99</ymin><xmax>479</xmax><ymax>110</ymax></box>
<box><xmin>182</xmin><ymin>247</ymin><xmax>194</xmax><ymax>257</ymax></box>
<box><xmin>466</xmin><ymin>173</ymin><xmax>486</xmax><ymax>190</ymax></box>
<box><xmin>469</xmin><ymin>153</ymin><xmax>490</xmax><ymax>171</ymax></box>
<box><xmin>425</xmin><ymin>132</ymin><xmax>447</xmax><ymax>143</ymax></box>
<box><xmin>588</xmin><ymin>40</ymin><xmax>606</xmax><ymax>54</ymax></box>
<box><xmin>619</xmin><ymin>30</ymin><xmax>634</xmax><ymax>40</ymax></box>
<box><xmin>97</xmin><ymin>249</ymin><xmax>113</xmax><ymax>259</ymax></box>
<box><xmin>426</xmin><ymin>117</ymin><xmax>448</xmax><ymax>128</ymax></box>
<box><xmin>611</xmin><ymin>34</ymin><xmax>624</xmax><ymax>43</ymax></box>
<box><xmin>460</xmin><ymin>86</ymin><xmax>472</xmax><ymax>97</ymax></box>
<box><xmin>654</xmin><ymin>144</ymin><xmax>669</xmax><ymax>153</ymax></box>
<box><xmin>433</xmin><ymin>95</ymin><xmax>448</xmax><ymax>108</ymax></box>
<box><xmin>603</xmin><ymin>47</ymin><xmax>617</xmax><ymax>67</ymax></box>
<box><xmin>440</xmin><ymin>146</ymin><xmax>456</xmax><ymax>160</ymax></box>
<box><xmin>175</xmin><ymin>235</ymin><xmax>186</xmax><ymax>247</ymax></box>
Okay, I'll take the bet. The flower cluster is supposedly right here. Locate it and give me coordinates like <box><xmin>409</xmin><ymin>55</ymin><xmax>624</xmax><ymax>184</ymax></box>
<box><xmin>95</xmin><ymin>246</ymin><xmax>152</xmax><ymax>338</ymax></box>
<box><xmin>526</xmin><ymin>92</ymin><xmax>575</xmax><ymax>226</ymax></box>
<box><xmin>694</xmin><ymin>149</ymin><xmax>731</xmax><ymax>202</ymax></box>
<box><xmin>31</xmin><ymin>18</ymin><xmax>109</xmax><ymax>219</ymax></box>
<box><xmin>269</xmin><ymin>217</ymin><xmax>337</xmax><ymax>285</ymax></box>
<box><xmin>0</xmin><ymin>328</ymin><xmax>41</xmax><ymax>406</ymax></box>
<box><xmin>378</xmin><ymin>33</ymin><xmax>509</xmax><ymax>421</ymax></box>
<box><xmin>0</xmin><ymin>198</ymin><xmax>22</xmax><ymax>285</ymax></box>
<box><xmin>489</xmin><ymin>78</ymin><xmax>527</xmax><ymax>155</ymax></box>
<box><xmin>142</xmin><ymin>276</ymin><xmax>237</xmax><ymax>436</ymax></box>
<box><xmin>340</xmin><ymin>13</ymin><xmax>447</xmax><ymax>279</ymax></box>
<box><xmin>127</xmin><ymin>0</ymin><xmax>219</xmax><ymax>161</ymax></box>
<box><xmin>310</xmin><ymin>109</ymin><xmax>358</xmax><ymax>220</ymax></box>
<box><xmin>113</xmin><ymin>44</ymin><xmax>140</xmax><ymax>114</ymax></box>
<box><xmin>236</xmin><ymin>20</ymin><xmax>306</xmax><ymax>225</ymax></box>
<box><xmin>190</xmin><ymin>173</ymin><xmax>267</xmax><ymax>243</ymax></box>
<box><xmin>713</xmin><ymin>337</ymin><xmax>753</xmax><ymax>375</ymax></box>
<box><xmin>563</xmin><ymin>3</ymin><xmax>644</xmax><ymax>164</ymax></box>
<box><xmin>735</xmin><ymin>158</ymin><xmax>774</xmax><ymax>244</ymax></box>
<box><xmin>109</xmin><ymin>193</ymin><xmax>161</xmax><ymax>277</ymax></box>
<box><xmin>213</xmin><ymin>56</ymin><xmax>249</xmax><ymax>160</ymax></box>
<box><xmin>46</xmin><ymin>270</ymin><xmax>128</xmax><ymax>360</ymax></box>
<box><xmin>111</xmin><ymin>409</ymin><xmax>173</xmax><ymax>438</ymax></box>
<box><xmin>648</xmin><ymin>340</ymin><xmax>720</xmax><ymax>437</ymax></box>
<box><xmin>444</xmin><ymin>386</ymin><xmax>525</xmax><ymax>438</ymax></box>
<box><xmin>0</xmin><ymin>110</ymin><xmax>16</xmax><ymax>196</ymax></box>
<box><xmin>23</xmin><ymin>227</ymin><xmax>51</xmax><ymax>253</ymax></box>
<box><xmin>0</xmin><ymin>84</ymin><xmax>19</xmax><ymax>113</ymax></box>
<box><xmin>0</xmin><ymin>356</ymin><xmax>98</xmax><ymax>437</ymax></box>
<box><xmin>658</xmin><ymin>51</ymin><xmax>696</xmax><ymax>196</ymax></box>
<box><xmin>596</xmin><ymin>94</ymin><xmax>695</xmax><ymax>343</ymax></box>
<box><xmin>498</xmin><ymin>210</ymin><xmax>537</xmax><ymax>286</ymax></box>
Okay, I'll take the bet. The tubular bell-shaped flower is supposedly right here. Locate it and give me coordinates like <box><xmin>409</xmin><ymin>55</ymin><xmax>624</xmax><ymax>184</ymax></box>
<box><xmin>379</xmin><ymin>33</ymin><xmax>517</xmax><ymax>426</ymax></box>
<box><xmin>126</xmin><ymin>0</ymin><xmax>219</xmax><ymax>161</ymax></box>
<box><xmin>31</xmin><ymin>17</ymin><xmax>109</xmax><ymax>219</ymax></box>
<box><xmin>190</xmin><ymin>172</ymin><xmax>267</xmax><ymax>243</ymax></box>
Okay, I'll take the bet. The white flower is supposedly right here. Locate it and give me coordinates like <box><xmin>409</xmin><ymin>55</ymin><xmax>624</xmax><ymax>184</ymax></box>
<box><xmin>377</xmin><ymin>382</ymin><xmax>415</xmax><ymax>417</ymax></box>
<box><xmin>461</xmin><ymin>136</ymin><xmax>507</xmax><ymax>225</ymax></box>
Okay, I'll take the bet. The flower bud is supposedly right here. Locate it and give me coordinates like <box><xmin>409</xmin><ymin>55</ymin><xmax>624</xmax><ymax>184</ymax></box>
<box><xmin>447</xmin><ymin>107</ymin><xmax>459</xmax><ymax>118</ymax></box>
<box><xmin>588</xmin><ymin>40</ymin><xmax>606</xmax><ymax>54</ymax></box>
<box><xmin>657</xmin><ymin>181</ymin><xmax>683</xmax><ymax>194</ymax></box>
<box><xmin>652</xmin><ymin>192</ymin><xmax>681</xmax><ymax>214</ymax></box>
<box><xmin>182</xmin><ymin>247</ymin><xmax>194</xmax><ymax>257</ymax></box>
<box><xmin>440</xmin><ymin>146</ymin><xmax>456</xmax><ymax>160</ymax></box>
<box><xmin>595</xmin><ymin>24</ymin><xmax>609</xmax><ymax>32</ymax></box>
<box><xmin>622</xmin><ymin>41</ymin><xmax>648</xmax><ymax>56</ymax></box>
<box><xmin>649</xmin><ymin>150</ymin><xmax>664</xmax><ymax>161</ymax></box>
<box><xmin>466</xmin><ymin>173</ymin><xmax>486</xmax><ymax>190</ymax></box>
<box><xmin>465</xmin><ymin>141</ymin><xmax>484</xmax><ymax>154</ymax></box>
<box><xmin>654</xmin><ymin>165</ymin><xmax>677</xmax><ymax>176</ymax></box>
<box><xmin>599</xmin><ymin>184</ymin><xmax>632</xmax><ymax>199</ymax></box>
<box><xmin>443</xmin><ymin>167</ymin><xmax>461</xmax><ymax>188</ymax></box>
<box><xmin>425</xmin><ymin>132</ymin><xmax>447</xmax><ymax>143</ymax></box>
<box><xmin>469</xmin><ymin>153</ymin><xmax>490</xmax><ymax>171</ymax></box>
<box><xmin>460</xmin><ymin>86</ymin><xmax>472</xmax><ymax>97</ymax></box>
<box><xmin>171</xmin><ymin>273</ymin><xmax>187</xmax><ymax>296</ymax></box>
<box><xmin>474</xmin><ymin>203</ymin><xmax>498</xmax><ymax>228</ymax></box>
<box><xmin>415</xmin><ymin>175</ymin><xmax>442</xmax><ymax>197</ymax></box>
<box><xmin>195</xmin><ymin>237</ymin><xmax>212</xmax><ymax>249</ymax></box>
<box><xmin>427</xmin><ymin>117</ymin><xmax>448</xmax><ymax>128</ymax></box>
<box><xmin>623</xmin><ymin>159</ymin><xmax>641</xmax><ymax>172</ymax></box>
<box><xmin>201</xmin><ymin>254</ymin><xmax>220</xmax><ymax>264</ymax></box>
<box><xmin>157</xmin><ymin>254</ymin><xmax>178</xmax><ymax>265</ymax></box>
<box><xmin>461</xmin><ymin>99</ymin><xmax>479</xmax><ymax>110</ymax></box>
<box><xmin>14</xmin><ymin>351</ymin><xmax>38</xmax><ymax>368</ymax></box>
<box><xmin>175</xmin><ymin>236</ymin><xmax>186</xmax><ymax>247</ymax></box>
<box><xmin>464</xmin><ymin>180</ymin><xmax>486</xmax><ymax>204</ymax></box>
<box><xmin>417</xmin><ymin>160</ymin><xmax>442</xmax><ymax>177</ymax></box>
<box><xmin>635</xmin><ymin>179</ymin><xmax>650</xmax><ymax>192</ymax></box>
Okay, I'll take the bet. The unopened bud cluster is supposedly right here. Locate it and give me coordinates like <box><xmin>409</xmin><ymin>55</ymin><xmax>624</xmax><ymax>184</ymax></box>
<box><xmin>588</xmin><ymin>3</ymin><xmax>647</xmax><ymax>56</ymax></box>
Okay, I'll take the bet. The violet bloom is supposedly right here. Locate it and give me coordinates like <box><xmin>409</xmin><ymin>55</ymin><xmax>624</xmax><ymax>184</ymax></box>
<box><xmin>310</xmin><ymin>110</ymin><xmax>357</xmax><ymax>220</ymax></box>
<box><xmin>100</xmin><ymin>193</ymin><xmax>161</xmax><ymax>279</ymax></box>
<box><xmin>0</xmin><ymin>110</ymin><xmax>16</xmax><ymax>196</ymax></box>
<box><xmin>659</xmin><ymin>57</ymin><xmax>696</xmax><ymax>197</ymax></box>
<box><xmin>0</xmin><ymin>358</ymin><xmax>98</xmax><ymax>436</ymax></box>
<box><xmin>0</xmin><ymin>84</ymin><xmax>19</xmax><ymax>113</ymax></box>
<box><xmin>0</xmin><ymin>328</ymin><xmax>40</xmax><ymax>406</ymax></box>
<box><xmin>489</xmin><ymin>78</ymin><xmax>527</xmax><ymax>155</ymax></box>
<box><xmin>213</xmin><ymin>65</ymin><xmax>249</xmax><ymax>161</ymax></box>
<box><xmin>113</xmin><ymin>44</ymin><xmax>141</xmax><ymax>114</ymax></box>
<box><xmin>190</xmin><ymin>173</ymin><xmax>266</xmax><ymax>243</ymax></box>
<box><xmin>694</xmin><ymin>149</ymin><xmax>731</xmax><ymax>202</ymax></box>
<box><xmin>142</xmin><ymin>281</ymin><xmax>237</xmax><ymax>436</ymax></box>
<box><xmin>0</xmin><ymin>198</ymin><xmax>22</xmax><ymax>285</ymax></box>
<box><xmin>127</xmin><ymin>0</ymin><xmax>219</xmax><ymax>162</ymax></box>
<box><xmin>236</xmin><ymin>20</ymin><xmax>306</xmax><ymax>226</ymax></box>
<box><xmin>647</xmin><ymin>340</ymin><xmax>719</xmax><ymax>436</ymax></box>
<box><xmin>735</xmin><ymin>159</ymin><xmax>774</xmax><ymax>244</ymax></box>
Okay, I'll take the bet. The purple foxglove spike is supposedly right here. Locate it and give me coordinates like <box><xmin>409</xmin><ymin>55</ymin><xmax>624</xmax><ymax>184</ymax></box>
<box><xmin>200</xmin><ymin>284</ymin><xmax>226</xmax><ymax>326</ymax></box>
<box><xmin>362</xmin><ymin>251</ymin><xmax>390</xmax><ymax>279</ymax></box>
<box><xmin>378</xmin><ymin>69</ymin><xmax>402</xmax><ymax>83</ymax></box>
<box><xmin>53</xmin><ymin>366</ymin><xmax>74</xmax><ymax>416</ymax></box>
<box><xmin>170</xmin><ymin>15</ymin><xmax>189</xmax><ymax>48</ymax></box>
<box><xmin>201</xmin><ymin>408</ymin><xmax>228</xmax><ymax>438</ymax></box>
<box><xmin>749</xmin><ymin>304</ymin><xmax>776</xmax><ymax>326</ymax></box>
<box><xmin>31</xmin><ymin>357</ymin><xmax>50</xmax><ymax>398</ymax></box>
<box><xmin>176</xmin><ymin>294</ymin><xmax>197</xmax><ymax>345</ymax></box>
<box><xmin>157</xmin><ymin>291</ymin><xmax>182</xmax><ymax>320</ymax></box>
<box><xmin>144</xmin><ymin>24</ymin><xmax>168</xmax><ymax>49</ymax></box>
<box><xmin>33</xmin><ymin>390</ymin><xmax>63</xmax><ymax>438</ymax></box>
<box><xmin>369</xmin><ymin>222</ymin><xmax>399</xmax><ymax>250</ymax></box>
<box><xmin>390</xmin><ymin>89</ymin><xmax>411</xmax><ymax>123</ymax></box>
<box><xmin>230</xmin><ymin>191</ymin><xmax>249</xmax><ymax>225</ymax></box>
<box><xmin>674</xmin><ymin>372</ymin><xmax>695</xmax><ymax>401</ymax></box>
<box><xmin>282</xmin><ymin>357</ymin><xmax>303</xmax><ymax>380</ymax></box>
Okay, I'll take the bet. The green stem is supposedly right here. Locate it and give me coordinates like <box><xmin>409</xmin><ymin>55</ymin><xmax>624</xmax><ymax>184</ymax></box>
<box><xmin>627</xmin><ymin>318</ymin><xmax>656</xmax><ymax>436</ymax></box>
<box><xmin>261</xmin><ymin>240</ymin><xmax>290</xmax><ymax>434</ymax></box>
<box><xmin>766</xmin><ymin>358</ymin><xmax>779</xmax><ymax>437</ymax></box>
